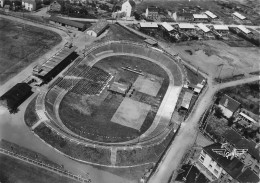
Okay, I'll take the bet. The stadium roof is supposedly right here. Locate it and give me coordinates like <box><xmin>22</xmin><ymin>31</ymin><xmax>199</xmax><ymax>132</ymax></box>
<box><xmin>237</xmin><ymin>25</ymin><xmax>251</xmax><ymax>34</ymax></box>
<box><xmin>161</xmin><ymin>22</ymin><xmax>174</xmax><ymax>32</ymax></box>
<box><xmin>140</xmin><ymin>22</ymin><xmax>158</xmax><ymax>28</ymax></box>
<box><xmin>34</xmin><ymin>46</ymin><xmax>77</xmax><ymax>77</ymax></box>
<box><xmin>87</xmin><ymin>19</ymin><xmax>109</xmax><ymax>34</ymax></box>
<box><xmin>219</xmin><ymin>94</ymin><xmax>240</xmax><ymax>112</ymax></box>
<box><xmin>232</xmin><ymin>12</ymin><xmax>246</xmax><ymax>20</ymax></box>
<box><xmin>49</xmin><ymin>16</ymin><xmax>86</xmax><ymax>29</ymax></box>
<box><xmin>178</xmin><ymin>23</ymin><xmax>195</xmax><ymax>29</ymax></box>
<box><xmin>197</xmin><ymin>23</ymin><xmax>210</xmax><ymax>33</ymax></box>
<box><xmin>193</xmin><ymin>14</ymin><xmax>208</xmax><ymax>19</ymax></box>
<box><xmin>204</xmin><ymin>10</ymin><xmax>217</xmax><ymax>19</ymax></box>
<box><xmin>181</xmin><ymin>92</ymin><xmax>193</xmax><ymax>109</ymax></box>
<box><xmin>213</xmin><ymin>25</ymin><xmax>229</xmax><ymax>31</ymax></box>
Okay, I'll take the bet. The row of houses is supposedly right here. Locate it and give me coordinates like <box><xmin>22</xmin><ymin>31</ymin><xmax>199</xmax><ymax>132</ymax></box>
<box><xmin>139</xmin><ymin>21</ymin><xmax>252</xmax><ymax>36</ymax></box>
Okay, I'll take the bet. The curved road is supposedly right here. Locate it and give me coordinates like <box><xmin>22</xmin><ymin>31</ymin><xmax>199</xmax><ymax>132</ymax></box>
<box><xmin>148</xmin><ymin>75</ymin><xmax>260</xmax><ymax>183</ymax></box>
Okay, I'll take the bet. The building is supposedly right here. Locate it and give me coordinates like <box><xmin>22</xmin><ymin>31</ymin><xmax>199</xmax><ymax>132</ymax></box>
<box><xmin>22</xmin><ymin>0</ymin><xmax>41</xmax><ymax>11</ymax></box>
<box><xmin>193</xmin><ymin>14</ymin><xmax>209</xmax><ymax>22</ymax></box>
<box><xmin>108</xmin><ymin>82</ymin><xmax>130</xmax><ymax>96</ymax></box>
<box><xmin>49</xmin><ymin>1</ymin><xmax>61</xmax><ymax>12</ymax></box>
<box><xmin>160</xmin><ymin>22</ymin><xmax>174</xmax><ymax>32</ymax></box>
<box><xmin>0</xmin><ymin>83</ymin><xmax>33</xmax><ymax>113</ymax></box>
<box><xmin>213</xmin><ymin>25</ymin><xmax>229</xmax><ymax>33</ymax></box>
<box><xmin>86</xmin><ymin>20</ymin><xmax>109</xmax><ymax>37</ymax></box>
<box><xmin>204</xmin><ymin>10</ymin><xmax>217</xmax><ymax>19</ymax></box>
<box><xmin>198</xmin><ymin>143</ymin><xmax>259</xmax><ymax>183</ymax></box>
<box><xmin>236</xmin><ymin>25</ymin><xmax>252</xmax><ymax>35</ymax></box>
<box><xmin>33</xmin><ymin>46</ymin><xmax>78</xmax><ymax>83</ymax></box>
<box><xmin>197</xmin><ymin>23</ymin><xmax>210</xmax><ymax>34</ymax></box>
<box><xmin>222</xmin><ymin>129</ymin><xmax>260</xmax><ymax>175</ymax></box>
<box><xmin>218</xmin><ymin>94</ymin><xmax>240</xmax><ymax>118</ymax></box>
<box><xmin>176</xmin><ymin>12</ymin><xmax>193</xmax><ymax>22</ymax></box>
<box><xmin>49</xmin><ymin>16</ymin><xmax>87</xmax><ymax>31</ymax></box>
<box><xmin>139</xmin><ymin>22</ymin><xmax>158</xmax><ymax>30</ymax></box>
<box><xmin>237</xmin><ymin>112</ymin><xmax>257</xmax><ymax>125</ymax></box>
<box><xmin>145</xmin><ymin>6</ymin><xmax>159</xmax><ymax>20</ymax></box>
<box><xmin>178</xmin><ymin>23</ymin><xmax>195</xmax><ymax>30</ymax></box>
<box><xmin>180</xmin><ymin>92</ymin><xmax>193</xmax><ymax>110</ymax></box>
<box><xmin>232</xmin><ymin>12</ymin><xmax>246</xmax><ymax>21</ymax></box>
<box><xmin>121</xmin><ymin>0</ymin><xmax>135</xmax><ymax>17</ymax></box>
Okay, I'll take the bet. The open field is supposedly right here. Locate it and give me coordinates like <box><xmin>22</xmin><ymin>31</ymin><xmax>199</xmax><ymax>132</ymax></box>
<box><xmin>0</xmin><ymin>154</ymin><xmax>77</xmax><ymax>183</ymax></box>
<box><xmin>0</xmin><ymin>17</ymin><xmax>61</xmax><ymax>84</ymax></box>
<box><xmin>173</xmin><ymin>40</ymin><xmax>260</xmax><ymax>78</ymax></box>
<box><xmin>59</xmin><ymin>55</ymin><xmax>169</xmax><ymax>143</ymax></box>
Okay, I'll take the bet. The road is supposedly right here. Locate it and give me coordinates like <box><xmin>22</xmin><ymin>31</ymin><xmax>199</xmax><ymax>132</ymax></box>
<box><xmin>148</xmin><ymin>75</ymin><xmax>260</xmax><ymax>183</ymax></box>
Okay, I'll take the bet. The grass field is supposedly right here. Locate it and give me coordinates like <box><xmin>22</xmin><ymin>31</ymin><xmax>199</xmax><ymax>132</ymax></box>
<box><xmin>24</xmin><ymin>97</ymin><xmax>38</xmax><ymax>127</ymax></box>
<box><xmin>0</xmin><ymin>17</ymin><xmax>61</xmax><ymax>84</ymax></box>
<box><xmin>59</xmin><ymin>55</ymin><xmax>169</xmax><ymax>143</ymax></box>
<box><xmin>0</xmin><ymin>154</ymin><xmax>77</xmax><ymax>183</ymax></box>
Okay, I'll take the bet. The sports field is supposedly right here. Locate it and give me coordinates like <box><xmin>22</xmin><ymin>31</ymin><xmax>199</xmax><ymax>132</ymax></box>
<box><xmin>59</xmin><ymin>55</ymin><xmax>169</xmax><ymax>143</ymax></box>
<box><xmin>0</xmin><ymin>17</ymin><xmax>61</xmax><ymax>84</ymax></box>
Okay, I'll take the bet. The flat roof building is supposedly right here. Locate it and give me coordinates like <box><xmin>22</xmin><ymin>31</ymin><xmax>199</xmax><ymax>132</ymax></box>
<box><xmin>232</xmin><ymin>12</ymin><xmax>246</xmax><ymax>20</ymax></box>
<box><xmin>161</xmin><ymin>22</ymin><xmax>174</xmax><ymax>32</ymax></box>
<box><xmin>109</xmin><ymin>82</ymin><xmax>130</xmax><ymax>96</ymax></box>
<box><xmin>49</xmin><ymin>16</ymin><xmax>87</xmax><ymax>31</ymax></box>
<box><xmin>178</xmin><ymin>23</ymin><xmax>195</xmax><ymax>30</ymax></box>
<box><xmin>204</xmin><ymin>10</ymin><xmax>217</xmax><ymax>19</ymax></box>
<box><xmin>181</xmin><ymin>92</ymin><xmax>193</xmax><ymax>109</ymax></box>
<box><xmin>213</xmin><ymin>25</ymin><xmax>229</xmax><ymax>31</ymax></box>
<box><xmin>197</xmin><ymin>23</ymin><xmax>210</xmax><ymax>33</ymax></box>
<box><xmin>237</xmin><ymin>25</ymin><xmax>251</xmax><ymax>34</ymax></box>
<box><xmin>139</xmin><ymin>22</ymin><xmax>158</xmax><ymax>29</ymax></box>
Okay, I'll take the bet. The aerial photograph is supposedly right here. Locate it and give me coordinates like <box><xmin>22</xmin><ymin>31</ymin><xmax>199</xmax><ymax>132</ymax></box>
<box><xmin>0</xmin><ymin>0</ymin><xmax>259</xmax><ymax>182</ymax></box>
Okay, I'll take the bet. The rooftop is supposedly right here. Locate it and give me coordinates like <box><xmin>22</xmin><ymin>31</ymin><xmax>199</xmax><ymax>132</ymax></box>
<box><xmin>49</xmin><ymin>16</ymin><xmax>85</xmax><ymax>29</ymax></box>
<box><xmin>87</xmin><ymin>20</ymin><xmax>109</xmax><ymax>34</ymax></box>
<box><xmin>237</xmin><ymin>25</ymin><xmax>251</xmax><ymax>34</ymax></box>
<box><xmin>233</xmin><ymin>12</ymin><xmax>246</xmax><ymax>20</ymax></box>
<box><xmin>219</xmin><ymin>94</ymin><xmax>240</xmax><ymax>112</ymax></box>
<box><xmin>109</xmin><ymin>82</ymin><xmax>130</xmax><ymax>94</ymax></box>
<box><xmin>161</xmin><ymin>22</ymin><xmax>174</xmax><ymax>32</ymax></box>
<box><xmin>222</xmin><ymin>129</ymin><xmax>260</xmax><ymax>161</ymax></box>
<box><xmin>203</xmin><ymin>143</ymin><xmax>259</xmax><ymax>182</ymax></box>
<box><xmin>213</xmin><ymin>25</ymin><xmax>229</xmax><ymax>30</ymax></box>
<box><xmin>204</xmin><ymin>11</ymin><xmax>217</xmax><ymax>19</ymax></box>
<box><xmin>178</xmin><ymin>23</ymin><xmax>195</xmax><ymax>29</ymax></box>
<box><xmin>140</xmin><ymin>22</ymin><xmax>158</xmax><ymax>28</ymax></box>
<box><xmin>197</xmin><ymin>23</ymin><xmax>210</xmax><ymax>33</ymax></box>
<box><xmin>193</xmin><ymin>14</ymin><xmax>208</xmax><ymax>19</ymax></box>
<box><xmin>181</xmin><ymin>92</ymin><xmax>193</xmax><ymax>109</ymax></box>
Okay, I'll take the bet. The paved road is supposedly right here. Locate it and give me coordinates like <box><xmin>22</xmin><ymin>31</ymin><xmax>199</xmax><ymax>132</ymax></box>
<box><xmin>148</xmin><ymin>75</ymin><xmax>260</xmax><ymax>183</ymax></box>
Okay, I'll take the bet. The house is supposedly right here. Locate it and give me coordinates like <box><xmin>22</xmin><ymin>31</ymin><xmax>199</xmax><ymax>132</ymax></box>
<box><xmin>198</xmin><ymin>143</ymin><xmax>259</xmax><ymax>182</ymax></box>
<box><xmin>218</xmin><ymin>94</ymin><xmax>240</xmax><ymax>118</ymax></box>
<box><xmin>160</xmin><ymin>22</ymin><xmax>174</xmax><ymax>32</ymax></box>
<box><xmin>49</xmin><ymin>16</ymin><xmax>87</xmax><ymax>31</ymax></box>
<box><xmin>145</xmin><ymin>6</ymin><xmax>159</xmax><ymax>20</ymax></box>
<box><xmin>213</xmin><ymin>25</ymin><xmax>229</xmax><ymax>33</ymax></box>
<box><xmin>193</xmin><ymin>14</ymin><xmax>209</xmax><ymax>22</ymax></box>
<box><xmin>22</xmin><ymin>0</ymin><xmax>41</xmax><ymax>11</ymax></box>
<box><xmin>121</xmin><ymin>0</ymin><xmax>135</xmax><ymax>17</ymax></box>
<box><xmin>178</xmin><ymin>23</ymin><xmax>195</xmax><ymax>31</ymax></box>
<box><xmin>232</xmin><ymin>12</ymin><xmax>246</xmax><ymax>21</ymax></box>
<box><xmin>49</xmin><ymin>1</ymin><xmax>61</xmax><ymax>12</ymax></box>
<box><xmin>86</xmin><ymin>20</ymin><xmax>109</xmax><ymax>37</ymax></box>
<box><xmin>204</xmin><ymin>10</ymin><xmax>217</xmax><ymax>20</ymax></box>
<box><xmin>197</xmin><ymin>23</ymin><xmax>210</xmax><ymax>34</ymax></box>
<box><xmin>222</xmin><ymin>129</ymin><xmax>260</xmax><ymax>175</ymax></box>
<box><xmin>236</xmin><ymin>25</ymin><xmax>252</xmax><ymax>35</ymax></box>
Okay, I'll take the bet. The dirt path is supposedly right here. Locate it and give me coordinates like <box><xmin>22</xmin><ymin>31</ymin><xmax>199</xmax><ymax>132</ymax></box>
<box><xmin>0</xmin><ymin>14</ymin><xmax>69</xmax><ymax>96</ymax></box>
<box><xmin>148</xmin><ymin>75</ymin><xmax>260</xmax><ymax>183</ymax></box>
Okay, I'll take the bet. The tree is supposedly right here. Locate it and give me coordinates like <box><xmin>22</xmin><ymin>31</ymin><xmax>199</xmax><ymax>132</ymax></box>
<box><xmin>214</xmin><ymin>106</ymin><xmax>224</xmax><ymax>119</ymax></box>
<box><xmin>228</xmin><ymin>116</ymin><xmax>235</xmax><ymax>127</ymax></box>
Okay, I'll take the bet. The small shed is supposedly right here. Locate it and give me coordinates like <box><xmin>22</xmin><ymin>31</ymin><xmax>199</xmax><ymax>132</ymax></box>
<box><xmin>86</xmin><ymin>20</ymin><xmax>109</xmax><ymax>37</ymax></box>
<box><xmin>108</xmin><ymin>82</ymin><xmax>130</xmax><ymax>96</ymax></box>
<box><xmin>180</xmin><ymin>92</ymin><xmax>193</xmax><ymax>110</ymax></box>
